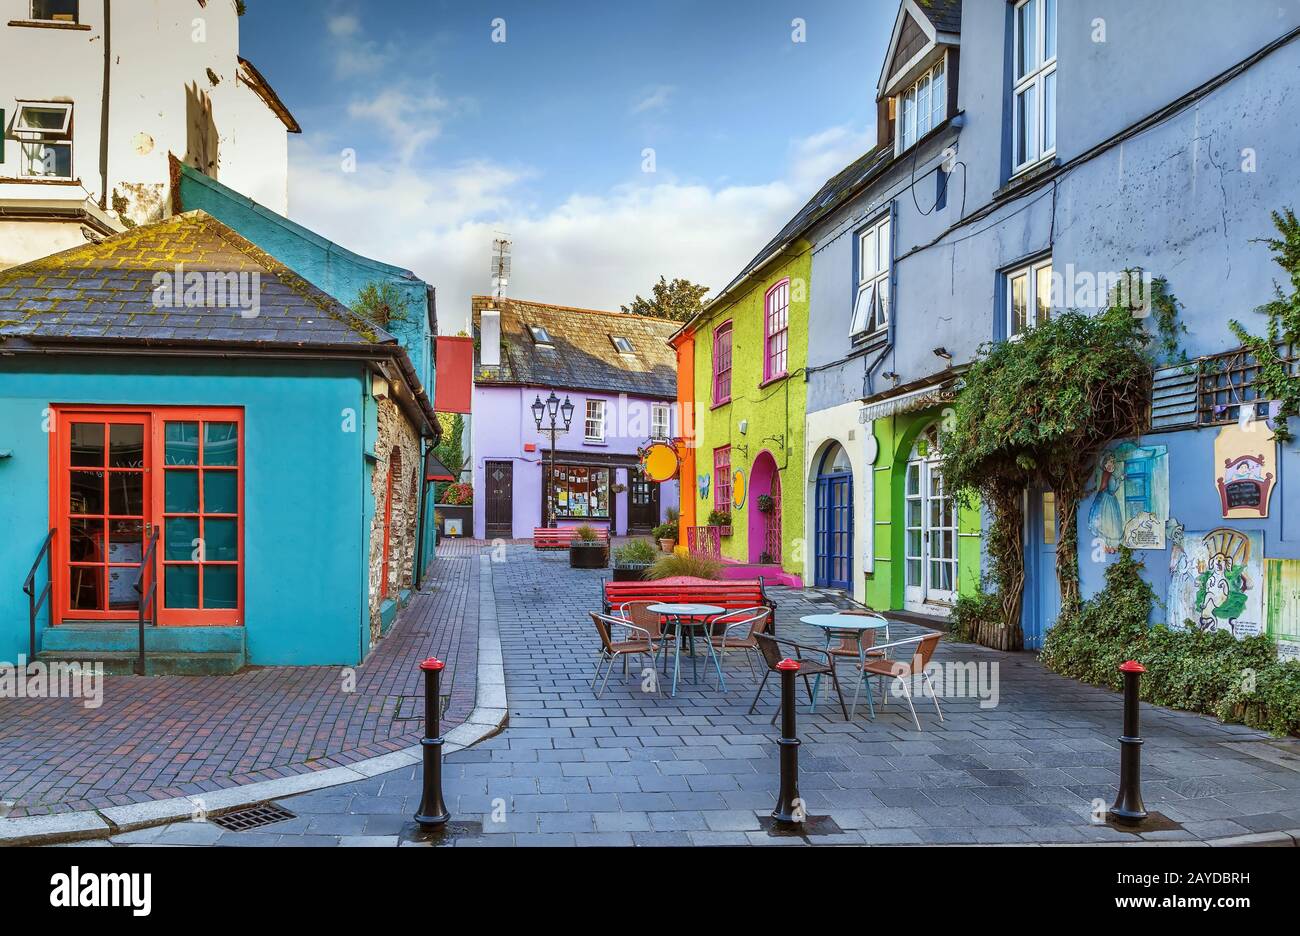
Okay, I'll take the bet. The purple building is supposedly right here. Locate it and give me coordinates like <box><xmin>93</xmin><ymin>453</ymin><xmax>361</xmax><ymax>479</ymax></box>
<box><xmin>470</xmin><ymin>297</ymin><xmax>680</xmax><ymax>540</ymax></box>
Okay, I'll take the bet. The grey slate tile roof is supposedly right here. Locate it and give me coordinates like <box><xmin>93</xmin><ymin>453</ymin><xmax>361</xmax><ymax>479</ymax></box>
<box><xmin>0</xmin><ymin>210</ymin><xmax>399</xmax><ymax>350</ymax></box>
<box><xmin>472</xmin><ymin>297</ymin><xmax>678</xmax><ymax>399</ymax></box>
<box><xmin>917</xmin><ymin>0</ymin><xmax>961</xmax><ymax>35</ymax></box>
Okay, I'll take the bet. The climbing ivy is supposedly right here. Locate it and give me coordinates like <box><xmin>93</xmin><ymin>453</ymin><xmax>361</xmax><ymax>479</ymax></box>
<box><xmin>1229</xmin><ymin>208</ymin><xmax>1300</xmax><ymax>444</ymax></box>
<box><xmin>940</xmin><ymin>280</ymin><xmax>1174</xmax><ymax>649</ymax></box>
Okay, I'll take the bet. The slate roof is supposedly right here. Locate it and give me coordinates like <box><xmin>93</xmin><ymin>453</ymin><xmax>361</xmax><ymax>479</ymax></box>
<box><xmin>472</xmin><ymin>297</ymin><xmax>678</xmax><ymax>399</ymax></box>
<box><xmin>0</xmin><ymin>210</ymin><xmax>399</xmax><ymax>350</ymax></box>
<box><xmin>916</xmin><ymin>0</ymin><xmax>961</xmax><ymax>35</ymax></box>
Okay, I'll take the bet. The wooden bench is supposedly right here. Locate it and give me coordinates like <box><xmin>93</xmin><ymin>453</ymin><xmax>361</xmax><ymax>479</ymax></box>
<box><xmin>533</xmin><ymin>527</ymin><xmax>610</xmax><ymax>550</ymax></box>
<box><xmin>600</xmin><ymin>577</ymin><xmax>776</xmax><ymax>634</ymax></box>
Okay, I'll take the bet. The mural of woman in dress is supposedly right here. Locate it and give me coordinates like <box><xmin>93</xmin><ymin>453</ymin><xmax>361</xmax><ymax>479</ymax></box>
<box><xmin>1087</xmin><ymin>452</ymin><xmax>1124</xmax><ymax>552</ymax></box>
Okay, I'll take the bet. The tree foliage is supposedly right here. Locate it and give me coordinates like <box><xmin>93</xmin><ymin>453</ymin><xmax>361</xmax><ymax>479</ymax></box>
<box><xmin>433</xmin><ymin>413</ymin><xmax>465</xmax><ymax>502</ymax></box>
<box><xmin>1229</xmin><ymin>208</ymin><xmax>1300</xmax><ymax>443</ymax></box>
<box><xmin>621</xmin><ymin>276</ymin><xmax>710</xmax><ymax>323</ymax></box>
<box><xmin>940</xmin><ymin>283</ymin><xmax>1165</xmax><ymax>648</ymax></box>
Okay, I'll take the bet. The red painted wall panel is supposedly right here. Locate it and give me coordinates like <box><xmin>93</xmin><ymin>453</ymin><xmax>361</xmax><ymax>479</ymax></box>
<box><xmin>434</xmin><ymin>336</ymin><xmax>473</xmax><ymax>414</ymax></box>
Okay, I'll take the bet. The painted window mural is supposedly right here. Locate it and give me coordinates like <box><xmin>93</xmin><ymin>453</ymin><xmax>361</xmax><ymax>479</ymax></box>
<box><xmin>1168</xmin><ymin>526</ymin><xmax>1264</xmax><ymax>639</ymax></box>
<box><xmin>1086</xmin><ymin>442</ymin><xmax>1170</xmax><ymax>552</ymax></box>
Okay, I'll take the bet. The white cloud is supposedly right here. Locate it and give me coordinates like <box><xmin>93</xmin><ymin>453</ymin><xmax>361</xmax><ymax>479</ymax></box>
<box><xmin>286</xmin><ymin>123</ymin><xmax>871</xmax><ymax>335</ymax></box>
<box><xmin>327</xmin><ymin>13</ymin><xmax>359</xmax><ymax>38</ymax></box>
<box><xmin>346</xmin><ymin>88</ymin><xmax>449</xmax><ymax>163</ymax></box>
<box><xmin>632</xmin><ymin>85</ymin><xmax>674</xmax><ymax>115</ymax></box>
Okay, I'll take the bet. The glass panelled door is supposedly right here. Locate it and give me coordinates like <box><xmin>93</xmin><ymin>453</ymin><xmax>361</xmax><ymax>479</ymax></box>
<box><xmin>61</xmin><ymin>414</ymin><xmax>151</xmax><ymax>619</ymax></box>
<box><xmin>904</xmin><ymin>434</ymin><xmax>958</xmax><ymax>611</ymax></box>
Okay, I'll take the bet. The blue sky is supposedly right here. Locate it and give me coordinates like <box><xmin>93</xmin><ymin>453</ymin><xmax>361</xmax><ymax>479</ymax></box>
<box><xmin>241</xmin><ymin>0</ymin><xmax>896</xmax><ymax>330</ymax></box>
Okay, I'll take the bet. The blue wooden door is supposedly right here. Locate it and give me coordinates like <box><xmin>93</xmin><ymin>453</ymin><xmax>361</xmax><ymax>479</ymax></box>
<box><xmin>1024</xmin><ymin>488</ymin><xmax>1059</xmax><ymax>650</ymax></box>
<box><xmin>815</xmin><ymin>473</ymin><xmax>853</xmax><ymax>590</ymax></box>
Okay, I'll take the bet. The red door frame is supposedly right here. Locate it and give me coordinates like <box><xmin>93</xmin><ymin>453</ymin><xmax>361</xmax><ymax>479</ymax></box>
<box><xmin>50</xmin><ymin>405</ymin><xmax>245</xmax><ymax>627</ymax></box>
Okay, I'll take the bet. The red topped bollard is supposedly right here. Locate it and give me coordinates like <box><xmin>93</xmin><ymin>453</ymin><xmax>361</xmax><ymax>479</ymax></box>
<box><xmin>1108</xmin><ymin>660</ymin><xmax>1148</xmax><ymax>825</ymax></box>
<box><xmin>771</xmin><ymin>659</ymin><xmax>803</xmax><ymax>826</ymax></box>
<box><xmin>414</xmin><ymin>658</ymin><xmax>451</xmax><ymax>829</ymax></box>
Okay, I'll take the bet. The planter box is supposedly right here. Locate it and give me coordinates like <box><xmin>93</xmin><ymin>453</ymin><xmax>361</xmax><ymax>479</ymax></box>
<box><xmin>570</xmin><ymin>543</ymin><xmax>609</xmax><ymax>569</ymax></box>
<box><xmin>611</xmin><ymin>563</ymin><xmax>651</xmax><ymax>582</ymax></box>
<box><xmin>435</xmin><ymin>503</ymin><xmax>473</xmax><ymax>537</ymax></box>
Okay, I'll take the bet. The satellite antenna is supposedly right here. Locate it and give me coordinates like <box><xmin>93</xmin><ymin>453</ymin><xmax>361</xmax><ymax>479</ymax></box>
<box><xmin>491</xmin><ymin>235</ymin><xmax>512</xmax><ymax>299</ymax></box>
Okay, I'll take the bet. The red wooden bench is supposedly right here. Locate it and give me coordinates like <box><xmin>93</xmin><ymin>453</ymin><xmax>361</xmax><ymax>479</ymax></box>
<box><xmin>533</xmin><ymin>527</ymin><xmax>610</xmax><ymax>550</ymax></box>
<box><xmin>600</xmin><ymin>577</ymin><xmax>776</xmax><ymax>634</ymax></box>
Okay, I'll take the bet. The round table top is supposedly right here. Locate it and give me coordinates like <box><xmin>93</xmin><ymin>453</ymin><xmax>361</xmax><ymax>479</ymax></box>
<box><xmin>647</xmin><ymin>603</ymin><xmax>726</xmax><ymax>617</ymax></box>
<box><xmin>800</xmin><ymin>613</ymin><xmax>890</xmax><ymax>631</ymax></box>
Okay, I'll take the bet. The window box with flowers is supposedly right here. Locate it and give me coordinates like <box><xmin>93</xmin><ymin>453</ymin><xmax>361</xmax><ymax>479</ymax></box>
<box><xmin>707</xmin><ymin>509</ymin><xmax>732</xmax><ymax>537</ymax></box>
<box><xmin>436</xmin><ymin>482</ymin><xmax>473</xmax><ymax>537</ymax></box>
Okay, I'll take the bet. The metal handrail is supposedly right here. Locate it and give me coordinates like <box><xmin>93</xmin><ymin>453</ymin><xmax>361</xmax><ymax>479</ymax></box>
<box><xmin>133</xmin><ymin>526</ymin><xmax>160</xmax><ymax>676</ymax></box>
<box><xmin>22</xmin><ymin>530</ymin><xmax>55</xmax><ymax>660</ymax></box>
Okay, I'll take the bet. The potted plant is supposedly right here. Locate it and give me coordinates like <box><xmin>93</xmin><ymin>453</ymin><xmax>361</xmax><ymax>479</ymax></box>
<box><xmin>436</xmin><ymin>481</ymin><xmax>473</xmax><ymax>537</ymax></box>
<box><xmin>651</xmin><ymin>520</ymin><xmax>678</xmax><ymax>553</ymax></box>
<box><xmin>706</xmin><ymin>509</ymin><xmax>732</xmax><ymax>537</ymax></box>
<box><xmin>569</xmin><ymin>524</ymin><xmax>608</xmax><ymax>569</ymax></box>
<box><xmin>612</xmin><ymin>539</ymin><xmax>657</xmax><ymax>582</ymax></box>
<box><xmin>756</xmin><ymin>494</ymin><xmax>775</xmax><ymax>514</ymax></box>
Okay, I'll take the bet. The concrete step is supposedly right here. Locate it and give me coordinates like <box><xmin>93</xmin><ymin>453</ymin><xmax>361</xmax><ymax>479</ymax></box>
<box><xmin>34</xmin><ymin>650</ymin><xmax>245</xmax><ymax>676</ymax></box>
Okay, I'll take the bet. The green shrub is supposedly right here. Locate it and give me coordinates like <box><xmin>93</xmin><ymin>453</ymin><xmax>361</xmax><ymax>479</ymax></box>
<box><xmin>646</xmin><ymin>552</ymin><xmax>722</xmax><ymax>581</ymax></box>
<box><xmin>651</xmin><ymin>521</ymin><xmax>679</xmax><ymax>541</ymax></box>
<box><xmin>1042</xmin><ymin>547</ymin><xmax>1300</xmax><ymax>736</ymax></box>
<box><xmin>573</xmin><ymin>524</ymin><xmax>599</xmax><ymax>543</ymax></box>
<box><xmin>614</xmin><ymin>540</ymin><xmax>657</xmax><ymax>565</ymax></box>
<box><xmin>706</xmin><ymin>509</ymin><xmax>732</xmax><ymax>527</ymax></box>
<box><xmin>948</xmin><ymin>589</ymin><xmax>1003</xmax><ymax>643</ymax></box>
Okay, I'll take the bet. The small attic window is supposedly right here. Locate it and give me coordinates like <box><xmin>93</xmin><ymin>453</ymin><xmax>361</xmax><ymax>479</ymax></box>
<box><xmin>611</xmin><ymin>336</ymin><xmax>634</xmax><ymax>354</ymax></box>
<box><xmin>31</xmin><ymin>0</ymin><xmax>79</xmax><ymax>23</ymax></box>
<box><xmin>529</xmin><ymin>325</ymin><xmax>553</xmax><ymax>346</ymax></box>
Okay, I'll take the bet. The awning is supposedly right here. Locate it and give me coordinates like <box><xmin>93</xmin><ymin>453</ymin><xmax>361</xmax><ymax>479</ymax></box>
<box><xmin>859</xmin><ymin>377</ymin><xmax>961</xmax><ymax>424</ymax></box>
<box><xmin>424</xmin><ymin>451</ymin><xmax>456</xmax><ymax>483</ymax></box>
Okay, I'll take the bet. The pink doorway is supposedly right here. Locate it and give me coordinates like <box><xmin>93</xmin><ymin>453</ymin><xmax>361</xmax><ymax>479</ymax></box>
<box><xmin>748</xmin><ymin>450</ymin><xmax>782</xmax><ymax>564</ymax></box>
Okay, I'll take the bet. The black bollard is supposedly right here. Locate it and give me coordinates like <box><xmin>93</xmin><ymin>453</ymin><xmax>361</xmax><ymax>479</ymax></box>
<box><xmin>414</xmin><ymin>657</ymin><xmax>451</xmax><ymax>830</ymax></box>
<box><xmin>1108</xmin><ymin>659</ymin><xmax>1148</xmax><ymax>825</ymax></box>
<box><xmin>771</xmin><ymin>658</ymin><xmax>802</xmax><ymax>826</ymax></box>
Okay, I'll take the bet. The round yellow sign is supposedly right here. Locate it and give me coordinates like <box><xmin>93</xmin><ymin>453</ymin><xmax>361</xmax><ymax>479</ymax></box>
<box><xmin>731</xmin><ymin>468</ymin><xmax>747</xmax><ymax>509</ymax></box>
<box><xmin>643</xmin><ymin>443</ymin><xmax>679</xmax><ymax>482</ymax></box>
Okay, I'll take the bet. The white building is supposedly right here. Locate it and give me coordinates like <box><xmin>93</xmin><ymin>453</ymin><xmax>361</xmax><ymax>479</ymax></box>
<box><xmin>0</xmin><ymin>0</ymin><xmax>299</xmax><ymax>268</ymax></box>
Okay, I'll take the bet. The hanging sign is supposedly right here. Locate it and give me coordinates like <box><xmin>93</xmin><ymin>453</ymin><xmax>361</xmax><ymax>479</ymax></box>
<box><xmin>642</xmin><ymin>442</ymin><xmax>679</xmax><ymax>482</ymax></box>
<box><xmin>1214</xmin><ymin>424</ymin><xmax>1276</xmax><ymax>518</ymax></box>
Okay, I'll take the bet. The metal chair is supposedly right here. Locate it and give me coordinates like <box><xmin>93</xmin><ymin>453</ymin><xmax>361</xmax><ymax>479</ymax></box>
<box><xmin>619</xmin><ymin>601</ymin><xmax>674</xmax><ymax>673</ymax></box>
<box><xmin>748</xmin><ymin>633</ymin><xmax>849</xmax><ymax>723</ymax></box>
<box><xmin>702</xmin><ymin>606</ymin><xmax>771</xmax><ymax>679</ymax></box>
<box><xmin>589</xmin><ymin>612</ymin><xmax>661</xmax><ymax>698</ymax></box>
<box><xmin>852</xmin><ymin>632</ymin><xmax>944</xmax><ymax>730</ymax></box>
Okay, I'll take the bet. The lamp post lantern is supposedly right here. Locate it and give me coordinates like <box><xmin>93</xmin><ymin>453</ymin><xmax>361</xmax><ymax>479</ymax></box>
<box><xmin>533</xmin><ymin>390</ymin><xmax>575</xmax><ymax>528</ymax></box>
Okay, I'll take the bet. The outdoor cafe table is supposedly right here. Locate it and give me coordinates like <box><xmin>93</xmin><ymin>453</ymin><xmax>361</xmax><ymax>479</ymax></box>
<box><xmin>646</xmin><ymin>603</ymin><xmax>726</xmax><ymax>696</ymax></box>
<box><xmin>800</xmin><ymin>613</ymin><xmax>890</xmax><ymax>716</ymax></box>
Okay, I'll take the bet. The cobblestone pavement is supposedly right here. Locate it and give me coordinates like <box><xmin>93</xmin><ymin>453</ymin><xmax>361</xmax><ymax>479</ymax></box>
<box><xmin>1</xmin><ymin>546</ymin><xmax>478</xmax><ymax>817</ymax></box>
<box><xmin>106</xmin><ymin>542</ymin><xmax>1300</xmax><ymax>847</ymax></box>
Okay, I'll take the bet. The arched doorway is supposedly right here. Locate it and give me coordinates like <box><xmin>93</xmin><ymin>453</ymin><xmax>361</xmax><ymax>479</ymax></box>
<box><xmin>903</xmin><ymin>425</ymin><xmax>956</xmax><ymax>611</ymax></box>
<box><xmin>814</xmin><ymin>442</ymin><xmax>853</xmax><ymax>590</ymax></box>
<box><xmin>749</xmin><ymin>451</ymin><xmax>782</xmax><ymax>564</ymax></box>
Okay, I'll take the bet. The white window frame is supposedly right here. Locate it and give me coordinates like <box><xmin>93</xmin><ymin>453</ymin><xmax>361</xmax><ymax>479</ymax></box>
<box><xmin>650</xmin><ymin>402</ymin><xmax>671</xmax><ymax>441</ymax></box>
<box><xmin>584</xmin><ymin>399</ymin><xmax>607</xmax><ymax>444</ymax></box>
<box><xmin>1012</xmin><ymin>0</ymin><xmax>1057</xmax><ymax>174</ymax></box>
<box><xmin>851</xmin><ymin>213</ymin><xmax>891</xmax><ymax>337</ymax></box>
<box><xmin>1006</xmin><ymin>257</ymin><xmax>1053</xmax><ymax>338</ymax></box>
<box><xmin>14</xmin><ymin>102</ymin><xmax>74</xmax><ymax>180</ymax></box>
<box><xmin>895</xmin><ymin>54</ymin><xmax>947</xmax><ymax>154</ymax></box>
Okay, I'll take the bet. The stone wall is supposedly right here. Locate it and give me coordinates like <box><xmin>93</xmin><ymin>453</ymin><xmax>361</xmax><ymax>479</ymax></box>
<box><xmin>368</xmin><ymin>397</ymin><xmax>423</xmax><ymax>645</ymax></box>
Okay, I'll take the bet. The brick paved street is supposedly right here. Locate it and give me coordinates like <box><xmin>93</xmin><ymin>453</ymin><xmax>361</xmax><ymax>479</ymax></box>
<box><xmin>0</xmin><ymin>546</ymin><xmax>478</xmax><ymax>818</ymax></box>
<box><xmin>100</xmin><ymin>541</ymin><xmax>1300</xmax><ymax>847</ymax></box>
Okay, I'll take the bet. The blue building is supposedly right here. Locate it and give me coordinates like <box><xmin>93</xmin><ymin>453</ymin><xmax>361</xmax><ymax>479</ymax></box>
<box><xmin>0</xmin><ymin>209</ymin><xmax>439</xmax><ymax>671</ymax></box>
<box><xmin>797</xmin><ymin>0</ymin><xmax>1300</xmax><ymax>655</ymax></box>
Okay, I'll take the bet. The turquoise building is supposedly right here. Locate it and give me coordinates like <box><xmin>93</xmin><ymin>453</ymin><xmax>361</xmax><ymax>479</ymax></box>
<box><xmin>0</xmin><ymin>208</ymin><xmax>439</xmax><ymax>671</ymax></box>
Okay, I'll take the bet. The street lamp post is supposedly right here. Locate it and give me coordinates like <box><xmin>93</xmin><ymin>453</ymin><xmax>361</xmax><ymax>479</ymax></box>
<box><xmin>532</xmin><ymin>391</ymin><xmax>575</xmax><ymax>528</ymax></box>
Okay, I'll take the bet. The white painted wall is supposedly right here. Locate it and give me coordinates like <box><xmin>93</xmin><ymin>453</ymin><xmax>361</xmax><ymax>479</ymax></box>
<box><xmin>0</xmin><ymin>0</ymin><xmax>291</xmax><ymax>266</ymax></box>
<box><xmin>803</xmin><ymin>400</ymin><xmax>873</xmax><ymax>605</ymax></box>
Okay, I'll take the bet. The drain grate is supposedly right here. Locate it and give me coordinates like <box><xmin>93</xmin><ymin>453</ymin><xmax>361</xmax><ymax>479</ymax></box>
<box><xmin>211</xmin><ymin>802</ymin><xmax>296</xmax><ymax>832</ymax></box>
<box><xmin>394</xmin><ymin>694</ymin><xmax>450</xmax><ymax>720</ymax></box>
<box><xmin>757</xmin><ymin>814</ymin><xmax>844</xmax><ymax>840</ymax></box>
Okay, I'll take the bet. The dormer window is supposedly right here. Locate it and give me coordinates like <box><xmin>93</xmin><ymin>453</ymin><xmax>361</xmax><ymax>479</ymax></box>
<box><xmin>898</xmin><ymin>57</ymin><xmax>946</xmax><ymax>152</ymax></box>
<box><xmin>611</xmin><ymin>335</ymin><xmax>634</xmax><ymax>354</ymax></box>
<box><xmin>528</xmin><ymin>325</ymin><xmax>553</xmax><ymax>346</ymax></box>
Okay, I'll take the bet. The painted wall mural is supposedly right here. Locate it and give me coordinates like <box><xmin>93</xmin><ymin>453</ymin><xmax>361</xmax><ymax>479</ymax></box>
<box><xmin>1213</xmin><ymin>424</ymin><xmax>1276</xmax><ymax>518</ymax></box>
<box><xmin>1265</xmin><ymin>559</ymin><xmax>1300</xmax><ymax>662</ymax></box>
<box><xmin>1087</xmin><ymin>442</ymin><xmax>1170</xmax><ymax>552</ymax></box>
<box><xmin>1167</xmin><ymin>525</ymin><xmax>1264</xmax><ymax>639</ymax></box>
